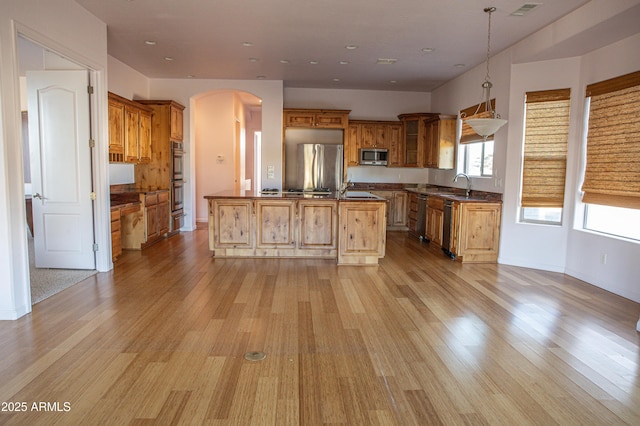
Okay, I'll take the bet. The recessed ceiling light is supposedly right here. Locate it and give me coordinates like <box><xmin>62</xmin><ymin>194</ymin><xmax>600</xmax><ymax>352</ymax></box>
<box><xmin>248</xmin><ymin>57</ymin><xmax>259</xmax><ymax>62</ymax></box>
<box><xmin>389</xmin><ymin>80</ymin><xmax>398</xmax><ymax>84</ymax></box>
<box><xmin>164</xmin><ymin>56</ymin><xmax>174</xmax><ymax>61</ymax></box>
<box><xmin>242</xmin><ymin>42</ymin><xmax>253</xmax><ymax>47</ymax></box>
<box><xmin>345</xmin><ymin>44</ymin><xmax>358</xmax><ymax>50</ymax></box>
<box><xmin>454</xmin><ymin>63</ymin><xmax>465</xmax><ymax>68</ymax></box>
<box><xmin>421</xmin><ymin>47</ymin><xmax>434</xmax><ymax>52</ymax></box>
<box><xmin>256</xmin><ymin>75</ymin><xmax>266</xmax><ymax>80</ymax></box>
<box><xmin>376</xmin><ymin>58</ymin><xmax>397</xmax><ymax>65</ymax></box>
<box><xmin>309</xmin><ymin>60</ymin><xmax>319</xmax><ymax>65</ymax></box>
<box><xmin>187</xmin><ymin>75</ymin><xmax>195</xmax><ymax>78</ymax></box>
<box><xmin>279</xmin><ymin>59</ymin><xmax>290</xmax><ymax>64</ymax></box>
<box><xmin>144</xmin><ymin>40</ymin><xmax>156</xmax><ymax>46</ymax></box>
<box><xmin>332</xmin><ymin>78</ymin><xmax>341</xmax><ymax>82</ymax></box>
<box><xmin>339</xmin><ymin>61</ymin><xmax>349</xmax><ymax>65</ymax></box>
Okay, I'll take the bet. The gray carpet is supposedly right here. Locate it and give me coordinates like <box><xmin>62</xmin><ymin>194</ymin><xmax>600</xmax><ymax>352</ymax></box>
<box><xmin>28</xmin><ymin>236</ymin><xmax>97</xmax><ymax>304</ymax></box>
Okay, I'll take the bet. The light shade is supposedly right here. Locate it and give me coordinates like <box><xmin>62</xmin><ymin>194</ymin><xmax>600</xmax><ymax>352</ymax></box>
<box><xmin>465</xmin><ymin>117</ymin><xmax>508</xmax><ymax>139</ymax></box>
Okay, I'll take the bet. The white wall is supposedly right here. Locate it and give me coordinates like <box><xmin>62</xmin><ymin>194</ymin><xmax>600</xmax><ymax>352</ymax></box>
<box><xmin>148</xmin><ymin>79</ymin><xmax>283</xmax><ymax>231</ymax></box>
<box><xmin>0</xmin><ymin>0</ymin><xmax>109</xmax><ymax>320</ymax></box>
<box><xmin>284</xmin><ymin>88</ymin><xmax>431</xmax><ymax>120</ymax></box>
<box><xmin>565</xmin><ymin>32</ymin><xmax>640</xmax><ymax>303</ymax></box>
<box><xmin>194</xmin><ymin>92</ymin><xmax>236</xmax><ymax>222</ymax></box>
<box><xmin>498</xmin><ymin>57</ymin><xmax>583</xmax><ymax>272</ymax></box>
<box><xmin>431</xmin><ymin>3</ymin><xmax>640</xmax><ymax>303</ymax></box>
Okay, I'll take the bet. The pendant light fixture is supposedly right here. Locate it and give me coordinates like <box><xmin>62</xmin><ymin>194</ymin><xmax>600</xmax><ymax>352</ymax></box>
<box><xmin>464</xmin><ymin>6</ymin><xmax>508</xmax><ymax>140</ymax></box>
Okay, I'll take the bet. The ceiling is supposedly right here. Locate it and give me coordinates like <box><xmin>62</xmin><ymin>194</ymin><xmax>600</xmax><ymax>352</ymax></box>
<box><xmin>74</xmin><ymin>0</ymin><xmax>593</xmax><ymax>92</ymax></box>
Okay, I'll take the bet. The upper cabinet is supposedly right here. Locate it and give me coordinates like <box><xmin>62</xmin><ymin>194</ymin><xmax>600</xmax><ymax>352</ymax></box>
<box><xmin>108</xmin><ymin>92</ymin><xmax>153</xmax><ymax>164</ymax></box>
<box><xmin>398</xmin><ymin>113</ymin><xmax>456</xmax><ymax>169</ymax></box>
<box><xmin>424</xmin><ymin>115</ymin><xmax>456</xmax><ymax>169</ymax></box>
<box><xmin>347</xmin><ymin>120</ymin><xmax>402</xmax><ymax>166</ymax></box>
<box><xmin>283</xmin><ymin>108</ymin><xmax>350</xmax><ymax>129</ymax></box>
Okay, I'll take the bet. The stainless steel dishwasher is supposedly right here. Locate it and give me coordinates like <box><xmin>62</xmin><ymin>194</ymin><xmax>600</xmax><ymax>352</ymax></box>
<box><xmin>416</xmin><ymin>194</ymin><xmax>429</xmax><ymax>241</ymax></box>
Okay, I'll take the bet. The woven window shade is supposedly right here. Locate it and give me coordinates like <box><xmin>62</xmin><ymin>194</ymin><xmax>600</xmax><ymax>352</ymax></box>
<box><xmin>582</xmin><ymin>70</ymin><xmax>640</xmax><ymax>209</ymax></box>
<box><xmin>521</xmin><ymin>89</ymin><xmax>571</xmax><ymax>208</ymax></box>
<box><xmin>460</xmin><ymin>99</ymin><xmax>496</xmax><ymax>144</ymax></box>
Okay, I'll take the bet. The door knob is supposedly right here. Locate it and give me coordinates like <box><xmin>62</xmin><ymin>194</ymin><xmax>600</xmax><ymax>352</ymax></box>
<box><xmin>33</xmin><ymin>192</ymin><xmax>44</xmax><ymax>199</ymax></box>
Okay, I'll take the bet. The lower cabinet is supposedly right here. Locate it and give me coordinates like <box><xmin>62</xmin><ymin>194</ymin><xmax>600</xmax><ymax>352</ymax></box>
<box><xmin>338</xmin><ymin>201</ymin><xmax>386</xmax><ymax>265</ymax></box>
<box><xmin>426</xmin><ymin>197</ymin><xmax>444</xmax><ymax>246</ymax></box>
<box><xmin>370</xmin><ymin>190</ymin><xmax>408</xmax><ymax>230</ymax></box>
<box><xmin>110</xmin><ymin>209</ymin><xmax>122</xmax><ymax>262</ymax></box>
<box><xmin>450</xmin><ymin>202</ymin><xmax>502</xmax><ymax>263</ymax></box>
<box><xmin>121</xmin><ymin>190</ymin><xmax>170</xmax><ymax>249</ymax></box>
<box><xmin>111</xmin><ymin>203</ymin><xmax>141</xmax><ymax>260</ymax></box>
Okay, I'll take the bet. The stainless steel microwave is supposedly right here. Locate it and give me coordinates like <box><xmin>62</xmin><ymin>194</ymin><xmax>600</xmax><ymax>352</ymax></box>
<box><xmin>360</xmin><ymin>148</ymin><xmax>388</xmax><ymax>166</ymax></box>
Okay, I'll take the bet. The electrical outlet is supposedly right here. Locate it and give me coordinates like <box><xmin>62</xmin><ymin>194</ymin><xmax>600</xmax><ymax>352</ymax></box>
<box><xmin>600</xmin><ymin>253</ymin><xmax>607</xmax><ymax>264</ymax></box>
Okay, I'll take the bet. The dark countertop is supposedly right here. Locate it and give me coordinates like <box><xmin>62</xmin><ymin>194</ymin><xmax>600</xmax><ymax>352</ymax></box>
<box><xmin>204</xmin><ymin>189</ymin><xmax>385</xmax><ymax>201</ymax></box>
<box><xmin>404</xmin><ymin>186</ymin><xmax>502</xmax><ymax>203</ymax></box>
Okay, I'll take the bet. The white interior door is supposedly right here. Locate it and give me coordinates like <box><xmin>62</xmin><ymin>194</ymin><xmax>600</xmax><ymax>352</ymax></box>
<box><xmin>27</xmin><ymin>70</ymin><xmax>95</xmax><ymax>269</ymax></box>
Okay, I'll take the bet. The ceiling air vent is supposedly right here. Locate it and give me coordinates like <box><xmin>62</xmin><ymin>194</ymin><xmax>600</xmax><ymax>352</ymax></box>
<box><xmin>376</xmin><ymin>58</ymin><xmax>397</xmax><ymax>65</ymax></box>
<box><xmin>510</xmin><ymin>3</ymin><xmax>542</xmax><ymax>16</ymax></box>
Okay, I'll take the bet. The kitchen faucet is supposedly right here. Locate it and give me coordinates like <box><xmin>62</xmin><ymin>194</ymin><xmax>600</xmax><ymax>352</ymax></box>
<box><xmin>453</xmin><ymin>173</ymin><xmax>471</xmax><ymax>198</ymax></box>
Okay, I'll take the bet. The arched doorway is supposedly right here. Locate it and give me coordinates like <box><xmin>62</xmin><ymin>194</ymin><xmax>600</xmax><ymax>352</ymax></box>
<box><xmin>192</xmin><ymin>90</ymin><xmax>262</xmax><ymax>226</ymax></box>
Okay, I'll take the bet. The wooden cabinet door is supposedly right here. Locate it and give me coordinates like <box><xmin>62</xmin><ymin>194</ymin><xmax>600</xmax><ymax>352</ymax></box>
<box><xmin>138</xmin><ymin>109</ymin><xmax>152</xmax><ymax>164</ymax></box>
<box><xmin>314</xmin><ymin>112</ymin><xmax>347</xmax><ymax>128</ymax></box>
<box><xmin>108</xmin><ymin>99</ymin><xmax>125</xmax><ymax>162</ymax></box>
<box><xmin>374</xmin><ymin>125</ymin><xmax>389</xmax><ymax>149</ymax></box>
<box><xmin>124</xmin><ymin>106</ymin><xmax>139</xmax><ymax>163</ymax></box>
<box><xmin>345</xmin><ymin>123</ymin><xmax>361</xmax><ymax>167</ymax></box>
<box><xmin>387</xmin><ymin>124</ymin><xmax>403</xmax><ymax>167</ymax></box>
<box><xmin>145</xmin><ymin>204</ymin><xmax>159</xmax><ymax>241</ymax></box>
<box><xmin>360</xmin><ymin>124</ymin><xmax>377</xmax><ymax>148</ymax></box>
<box><xmin>339</xmin><ymin>202</ymin><xmax>386</xmax><ymax>259</ymax></box>
<box><xmin>392</xmin><ymin>191</ymin><xmax>408</xmax><ymax>226</ymax></box>
<box><xmin>213</xmin><ymin>200</ymin><xmax>253</xmax><ymax>248</ymax></box>
<box><xmin>256</xmin><ymin>200</ymin><xmax>295</xmax><ymax>248</ymax></box>
<box><xmin>426</xmin><ymin>120</ymin><xmax>440</xmax><ymax>168</ymax></box>
<box><xmin>454</xmin><ymin>203</ymin><xmax>501</xmax><ymax>261</ymax></box>
<box><xmin>157</xmin><ymin>191</ymin><xmax>170</xmax><ymax>236</ymax></box>
<box><xmin>110</xmin><ymin>209</ymin><xmax>122</xmax><ymax>261</ymax></box>
<box><xmin>426</xmin><ymin>197</ymin><xmax>444</xmax><ymax>246</ymax></box>
<box><xmin>170</xmin><ymin>105</ymin><xmax>184</xmax><ymax>141</ymax></box>
<box><xmin>284</xmin><ymin>112</ymin><xmax>315</xmax><ymax>127</ymax></box>
<box><xmin>403</xmin><ymin>118</ymin><xmax>420</xmax><ymax>167</ymax></box>
<box><xmin>298</xmin><ymin>200</ymin><xmax>338</xmax><ymax>249</ymax></box>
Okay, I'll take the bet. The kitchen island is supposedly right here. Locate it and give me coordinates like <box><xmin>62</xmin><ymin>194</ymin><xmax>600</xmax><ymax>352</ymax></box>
<box><xmin>204</xmin><ymin>190</ymin><xmax>387</xmax><ymax>265</ymax></box>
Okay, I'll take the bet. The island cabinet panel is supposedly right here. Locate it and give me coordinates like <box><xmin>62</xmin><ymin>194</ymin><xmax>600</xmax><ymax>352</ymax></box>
<box><xmin>211</xmin><ymin>199</ymin><xmax>253</xmax><ymax>250</ymax></box>
<box><xmin>338</xmin><ymin>201</ymin><xmax>386</xmax><ymax>265</ymax></box>
<box><xmin>298</xmin><ymin>200</ymin><xmax>338</xmax><ymax>249</ymax></box>
<box><xmin>255</xmin><ymin>200</ymin><xmax>296</xmax><ymax>248</ymax></box>
<box><xmin>450</xmin><ymin>202</ymin><xmax>501</xmax><ymax>263</ymax></box>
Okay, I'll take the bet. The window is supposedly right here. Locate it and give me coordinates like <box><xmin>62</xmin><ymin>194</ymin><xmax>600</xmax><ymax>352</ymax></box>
<box><xmin>582</xmin><ymin>70</ymin><xmax>640</xmax><ymax>241</ymax></box>
<box><xmin>520</xmin><ymin>89</ymin><xmax>571</xmax><ymax>225</ymax></box>
<box><xmin>459</xmin><ymin>100</ymin><xmax>495</xmax><ymax>177</ymax></box>
<box><xmin>463</xmin><ymin>140</ymin><xmax>493</xmax><ymax>177</ymax></box>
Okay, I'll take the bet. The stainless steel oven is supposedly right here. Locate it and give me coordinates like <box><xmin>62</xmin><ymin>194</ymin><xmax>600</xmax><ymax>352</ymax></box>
<box><xmin>172</xmin><ymin>180</ymin><xmax>184</xmax><ymax>211</ymax></box>
<box><xmin>172</xmin><ymin>141</ymin><xmax>183</xmax><ymax>181</ymax></box>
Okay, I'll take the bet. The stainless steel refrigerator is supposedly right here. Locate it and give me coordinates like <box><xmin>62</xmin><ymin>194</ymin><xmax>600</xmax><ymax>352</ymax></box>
<box><xmin>292</xmin><ymin>143</ymin><xmax>343</xmax><ymax>191</ymax></box>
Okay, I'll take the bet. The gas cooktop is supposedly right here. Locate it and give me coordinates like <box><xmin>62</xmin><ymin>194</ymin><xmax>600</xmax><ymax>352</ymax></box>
<box><xmin>260</xmin><ymin>188</ymin><xmax>333</xmax><ymax>195</ymax></box>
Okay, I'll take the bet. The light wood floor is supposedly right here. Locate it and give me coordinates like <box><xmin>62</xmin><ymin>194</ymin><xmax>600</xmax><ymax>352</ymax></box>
<box><xmin>1</xmin><ymin>230</ymin><xmax>639</xmax><ymax>425</ymax></box>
